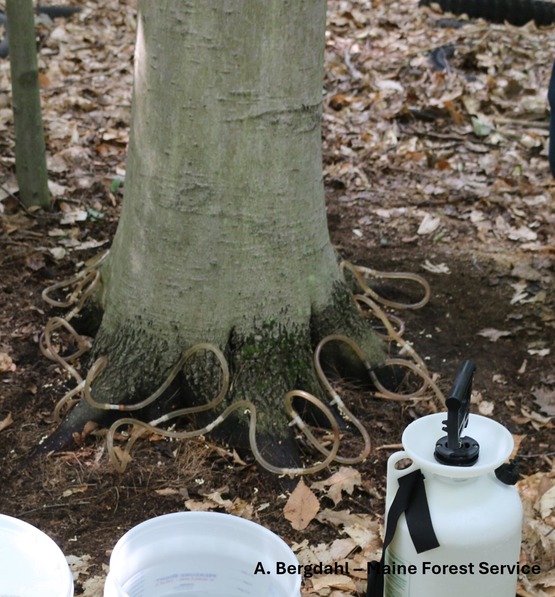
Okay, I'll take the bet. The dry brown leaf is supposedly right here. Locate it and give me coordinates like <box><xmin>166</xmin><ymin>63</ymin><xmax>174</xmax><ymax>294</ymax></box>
<box><xmin>154</xmin><ymin>487</ymin><xmax>181</xmax><ymax>497</ymax></box>
<box><xmin>417</xmin><ymin>213</ymin><xmax>441</xmax><ymax>235</ymax></box>
<box><xmin>478</xmin><ymin>400</ymin><xmax>494</xmax><ymax>416</ymax></box>
<box><xmin>66</xmin><ymin>554</ymin><xmax>93</xmax><ymax>581</ymax></box>
<box><xmin>203</xmin><ymin>490</ymin><xmax>234</xmax><ymax>508</ymax></box>
<box><xmin>0</xmin><ymin>412</ymin><xmax>14</xmax><ymax>432</ymax></box>
<box><xmin>25</xmin><ymin>253</ymin><xmax>46</xmax><ymax>271</ymax></box>
<box><xmin>538</xmin><ymin>484</ymin><xmax>555</xmax><ymax>520</ymax></box>
<box><xmin>284</xmin><ymin>478</ymin><xmax>320</xmax><ymax>530</ymax></box>
<box><xmin>310</xmin><ymin>574</ymin><xmax>357</xmax><ymax>592</ymax></box>
<box><xmin>533</xmin><ymin>387</ymin><xmax>555</xmax><ymax>417</ymax></box>
<box><xmin>81</xmin><ymin>574</ymin><xmax>106</xmax><ymax>597</ymax></box>
<box><xmin>477</xmin><ymin>328</ymin><xmax>513</xmax><ymax>342</ymax></box>
<box><xmin>62</xmin><ymin>484</ymin><xmax>88</xmax><ymax>498</ymax></box>
<box><xmin>518</xmin><ymin>470</ymin><xmax>555</xmax><ymax>591</ymax></box>
<box><xmin>317</xmin><ymin>509</ymin><xmax>380</xmax><ymax>550</ymax></box>
<box><xmin>110</xmin><ymin>446</ymin><xmax>132</xmax><ymax>468</ymax></box>
<box><xmin>0</xmin><ymin>353</ymin><xmax>16</xmax><ymax>373</ymax></box>
<box><xmin>295</xmin><ymin>538</ymin><xmax>357</xmax><ymax>569</ymax></box>
<box><xmin>510</xmin><ymin>434</ymin><xmax>526</xmax><ymax>460</ymax></box>
<box><xmin>520</xmin><ymin>407</ymin><xmax>552</xmax><ymax>427</ymax></box>
<box><xmin>328</xmin><ymin>538</ymin><xmax>358</xmax><ymax>561</ymax></box>
<box><xmin>184</xmin><ymin>493</ymin><xmax>252</xmax><ymax>516</ymax></box>
<box><xmin>312</xmin><ymin>466</ymin><xmax>362</xmax><ymax>506</ymax></box>
<box><xmin>184</xmin><ymin>500</ymin><xmax>212</xmax><ymax>511</ymax></box>
<box><xmin>228</xmin><ymin>498</ymin><xmax>253</xmax><ymax>519</ymax></box>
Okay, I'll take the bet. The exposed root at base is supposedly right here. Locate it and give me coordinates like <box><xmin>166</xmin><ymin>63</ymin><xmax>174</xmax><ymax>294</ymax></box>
<box><xmin>37</xmin><ymin>259</ymin><xmax>443</xmax><ymax>476</ymax></box>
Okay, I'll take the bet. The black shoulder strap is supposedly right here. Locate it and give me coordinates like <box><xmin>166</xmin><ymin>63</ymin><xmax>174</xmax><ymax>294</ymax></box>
<box><xmin>366</xmin><ymin>469</ymin><xmax>440</xmax><ymax>597</ymax></box>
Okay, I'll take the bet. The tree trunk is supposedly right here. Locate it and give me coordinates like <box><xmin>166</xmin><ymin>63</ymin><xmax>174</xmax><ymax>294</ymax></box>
<box><xmin>6</xmin><ymin>0</ymin><xmax>50</xmax><ymax>209</ymax></box>
<box><xmin>43</xmin><ymin>0</ymin><xmax>383</xmax><ymax>469</ymax></box>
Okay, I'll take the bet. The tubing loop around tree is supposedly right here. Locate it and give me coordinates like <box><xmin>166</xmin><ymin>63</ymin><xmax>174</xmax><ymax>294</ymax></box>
<box><xmin>369</xmin><ymin>358</ymin><xmax>445</xmax><ymax>406</ymax></box>
<box><xmin>41</xmin><ymin>250</ymin><xmax>108</xmax><ymax>320</ymax></box>
<box><xmin>341</xmin><ymin>261</ymin><xmax>431</xmax><ymax>310</ymax></box>
<box><xmin>313</xmin><ymin>334</ymin><xmax>372</xmax><ymax>464</ymax></box>
<box><xmin>40</xmin><ymin>316</ymin><xmax>91</xmax><ymax>382</ymax></box>
<box><xmin>83</xmin><ymin>343</ymin><xmax>229</xmax><ymax>413</ymax></box>
<box><xmin>107</xmin><ymin>389</ymin><xmax>342</xmax><ymax>476</ymax></box>
<box><xmin>355</xmin><ymin>294</ymin><xmax>406</xmax><ymax>341</ymax></box>
<box><xmin>40</xmin><ymin>249</ymin><xmax>446</xmax><ymax>474</ymax></box>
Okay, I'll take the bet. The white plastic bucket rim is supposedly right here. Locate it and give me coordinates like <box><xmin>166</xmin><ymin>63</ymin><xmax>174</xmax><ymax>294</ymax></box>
<box><xmin>104</xmin><ymin>511</ymin><xmax>301</xmax><ymax>597</ymax></box>
<box><xmin>0</xmin><ymin>513</ymin><xmax>74</xmax><ymax>597</ymax></box>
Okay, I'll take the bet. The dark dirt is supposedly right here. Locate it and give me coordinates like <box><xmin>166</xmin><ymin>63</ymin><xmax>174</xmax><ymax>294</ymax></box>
<box><xmin>0</xmin><ymin>188</ymin><xmax>552</xmax><ymax>594</ymax></box>
<box><xmin>0</xmin><ymin>0</ymin><xmax>554</xmax><ymax>595</ymax></box>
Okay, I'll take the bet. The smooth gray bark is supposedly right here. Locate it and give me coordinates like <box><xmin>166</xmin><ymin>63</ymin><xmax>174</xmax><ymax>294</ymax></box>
<box><xmin>6</xmin><ymin>0</ymin><xmax>50</xmax><ymax>208</ymax></box>
<box><xmin>43</xmin><ymin>0</ymin><xmax>383</xmax><ymax>463</ymax></box>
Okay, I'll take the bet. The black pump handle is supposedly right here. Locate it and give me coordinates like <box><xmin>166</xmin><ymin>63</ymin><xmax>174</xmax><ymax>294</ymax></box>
<box><xmin>444</xmin><ymin>360</ymin><xmax>476</xmax><ymax>449</ymax></box>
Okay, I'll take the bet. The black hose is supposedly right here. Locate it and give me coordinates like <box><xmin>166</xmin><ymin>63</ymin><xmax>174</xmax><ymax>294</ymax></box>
<box><xmin>419</xmin><ymin>0</ymin><xmax>555</xmax><ymax>27</ymax></box>
<box><xmin>0</xmin><ymin>5</ymin><xmax>81</xmax><ymax>59</ymax></box>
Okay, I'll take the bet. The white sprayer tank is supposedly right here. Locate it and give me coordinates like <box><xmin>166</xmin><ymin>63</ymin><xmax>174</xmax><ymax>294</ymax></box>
<box><xmin>384</xmin><ymin>412</ymin><xmax>522</xmax><ymax>597</ymax></box>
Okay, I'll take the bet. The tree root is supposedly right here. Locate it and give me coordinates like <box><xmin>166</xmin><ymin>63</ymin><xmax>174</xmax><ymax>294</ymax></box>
<box><xmin>37</xmin><ymin>261</ymin><xmax>442</xmax><ymax>476</ymax></box>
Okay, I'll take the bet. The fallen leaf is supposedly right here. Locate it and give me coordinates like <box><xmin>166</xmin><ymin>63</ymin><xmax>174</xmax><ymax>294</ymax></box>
<box><xmin>0</xmin><ymin>412</ymin><xmax>13</xmax><ymax>432</ymax></box>
<box><xmin>0</xmin><ymin>353</ymin><xmax>16</xmax><ymax>373</ymax></box>
<box><xmin>81</xmin><ymin>574</ymin><xmax>105</xmax><ymax>597</ymax></box>
<box><xmin>203</xmin><ymin>490</ymin><xmax>234</xmax><ymax>509</ymax></box>
<box><xmin>317</xmin><ymin>509</ymin><xmax>380</xmax><ymax>550</ymax></box>
<box><xmin>508</xmin><ymin>225</ymin><xmax>537</xmax><ymax>243</ymax></box>
<box><xmin>62</xmin><ymin>485</ymin><xmax>88</xmax><ymax>498</ymax></box>
<box><xmin>478</xmin><ymin>400</ymin><xmax>494</xmax><ymax>416</ymax></box>
<box><xmin>538</xmin><ymin>484</ymin><xmax>555</xmax><ymax>519</ymax></box>
<box><xmin>510</xmin><ymin>434</ymin><xmax>526</xmax><ymax>460</ymax></box>
<box><xmin>47</xmin><ymin>180</ymin><xmax>67</xmax><ymax>198</ymax></box>
<box><xmin>312</xmin><ymin>467</ymin><xmax>361</xmax><ymax>506</ymax></box>
<box><xmin>528</xmin><ymin>348</ymin><xmax>551</xmax><ymax>358</ymax></box>
<box><xmin>421</xmin><ymin>260</ymin><xmax>450</xmax><ymax>274</ymax></box>
<box><xmin>60</xmin><ymin>208</ymin><xmax>88</xmax><ymax>225</ymax></box>
<box><xmin>310</xmin><ymin>574</ymin><xmax>357</xmax><ymax>592</ymax></box>
<box><xmin>510</xmin><ymin>263</ymin><xmax>544</xmax><ymax>282</ymax></box>
<box><xmin>417</xmin><ymin>213</ymin><xmax>441</xmax><ymax>235</ymax></box>
<box><xmin>328</xmin><ymin>538</ymin><xmax>358</xmax><ymax>561</ymax></box>
<box><xmin>25</xmin><ymin>253</ymin><xmax>46</xmax><ymax>271</ymax></box>
<box><xmin>477</xmin><ymin>328</ymin><xmax>512</xmax><ymax>342</ymax></box>
<box><xmin>284</xmin><ymin>478</ymin><xmax>320</xmax><ymax>530</ymax></box>
<box><xmin>471</xmin><ymin>115</ymin><xmax>494</xmax><ymax>137</ymax></box>
<box><xmin>49</xmin><ymin>247</ymin><xmax>67</xmax><ymax>260</ymax></box>
<box><xmin>66</xmin><ymin>554</ymin><xmax>93</xmax><ymax>581</ymax></box>
<box><xmin>154</xmin><ymin>487</ymin><xmax>181</xmax><ymax>497</ymax></box>
<box><xmin>184</xmin><ymin>499</ymin><xmax>216</xmax><ymax>512</ymax></box>
<box><xmin>520</xmin><ymin>407</ymin><xmax>552</xmax><ymax>426</ymax></box>
<box><xmin>532</xmin><ymin>387</ymin><xmax>555</xmax><ymax>417</ymax></box>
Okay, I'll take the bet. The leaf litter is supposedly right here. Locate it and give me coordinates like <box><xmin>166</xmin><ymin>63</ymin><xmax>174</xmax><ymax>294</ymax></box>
<box><xmin>0</xmin><ymin>1</ymin><xmax>554</xmax><ymax>596</ymax></box>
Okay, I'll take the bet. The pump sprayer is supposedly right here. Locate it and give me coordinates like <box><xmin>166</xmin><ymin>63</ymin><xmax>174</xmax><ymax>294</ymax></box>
<box><xmin>367</xmin><ymin>360</ymin><xmax>523</xmax><ymax>597</ymax></box>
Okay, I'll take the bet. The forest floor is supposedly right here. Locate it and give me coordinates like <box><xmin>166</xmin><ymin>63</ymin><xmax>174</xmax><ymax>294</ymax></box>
<box><xmin>0</xmin><ymin>0</ymin><xmax>554</xmax><ymax>596</ymax></box>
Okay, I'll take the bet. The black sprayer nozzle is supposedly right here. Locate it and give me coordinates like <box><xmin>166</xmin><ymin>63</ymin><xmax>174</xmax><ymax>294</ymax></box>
<box><xmin>434</xmin><ymin>360</ymin><xmax>480</xmax><ymax>466</ymax></box>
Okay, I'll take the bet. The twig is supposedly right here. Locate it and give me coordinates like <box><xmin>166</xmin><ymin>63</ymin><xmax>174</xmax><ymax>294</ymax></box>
<box><xmin>375</xmin><ymin>443</ymin><xmax>403</xmax><ymax>450</ymax></box>
<box><xmin>17</xmin><ymin>501</ymin><xmax>91</xmax><ymax>516</ymax></box>
<box><xmin>493</xmin><ymin>116</ymin><xmax>549</xmax><ymax>129</ymax></box>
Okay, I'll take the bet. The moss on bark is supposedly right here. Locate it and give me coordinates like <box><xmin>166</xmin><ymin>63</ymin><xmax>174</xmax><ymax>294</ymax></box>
<box><xmin>39</xmin><ymin>278</ymin><xmax>384</xmax><ymax>472</ymax></box>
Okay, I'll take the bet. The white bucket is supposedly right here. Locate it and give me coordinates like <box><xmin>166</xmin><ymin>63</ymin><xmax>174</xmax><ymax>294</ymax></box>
<box><xmin>0</xmin><ymin>514</ymin><xmax>74</xmax><ymax>597</ymax></box>
<box><xmin>104</xmin><ymin>511</ymin><xmax>301</xmax><ymax>597</ymax></box>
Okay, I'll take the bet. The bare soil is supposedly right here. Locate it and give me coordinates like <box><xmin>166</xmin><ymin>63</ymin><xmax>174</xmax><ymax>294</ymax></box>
<box><xmin>0</xmin><ymin>1</ymin><xmax>553</xmax><ymax>596</ymax></box>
